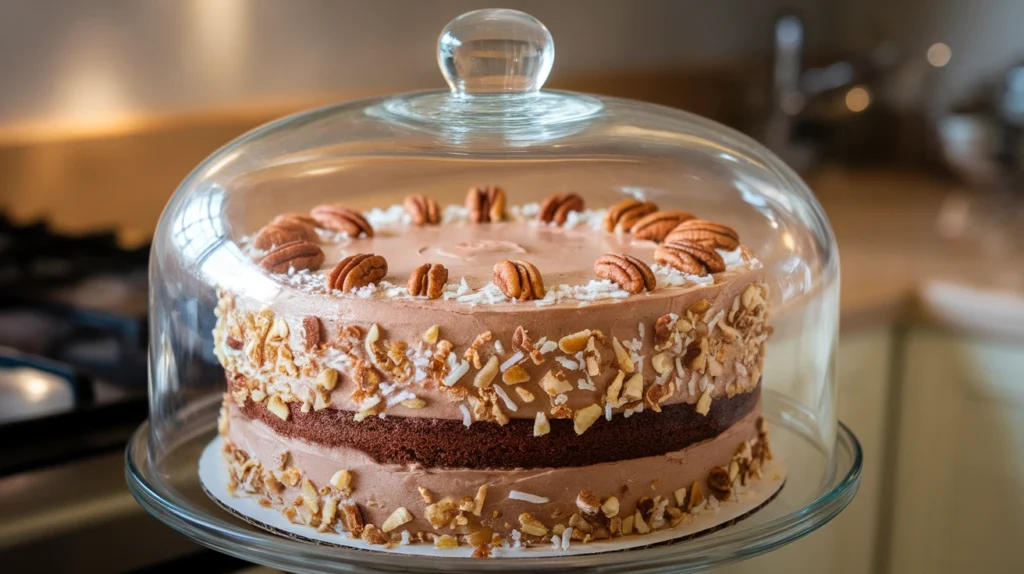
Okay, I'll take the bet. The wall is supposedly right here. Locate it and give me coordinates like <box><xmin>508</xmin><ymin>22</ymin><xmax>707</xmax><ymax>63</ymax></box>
<box><xmin>0</xmin><ymin>0</ymin><xmax>830</xmax><ymax>133</ymax></box>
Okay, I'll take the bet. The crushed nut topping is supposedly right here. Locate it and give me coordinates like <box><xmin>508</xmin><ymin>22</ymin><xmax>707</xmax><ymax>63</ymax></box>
<box><xmin>533</xmin><ymin>412</ymin><xmax>550</xmax><ymax>436</ymax></box>
<box><xmin>573</xmin><ymin>404</ymin><xmax>603</xmax><ymax>435</ymax></box>
<box><xmin>473</xmin><ymin>355</ymin><xmax>500</xmax><ymax>388</ymax></box>
<box><xmin>266</xmin><ymin>394</ymin><xmax>290</xmax><ymax>420</ymax></box>
<box><xmin>422</xmin><ymin>324</ymin><xmax>440</xmax><ymax>344</ymax></box>
<box><xmin>518</xmin><ymin>513</ymin><xmax>549</xmax><ymax>537</ymax></box>
<box><xmin>612</xmin><ymin>337</ymin><xmax>635</xmax><ymax>373</ymax></box>
<box><xmin>576</xmin><ymin>490</ymin><xmax>601</xmax><ymax>516</ymax></box>
<box><xmin>381</xmin><ymin>507</ymin><xmax>414</xmax><ymax>532</ymax></box>
<box><xmin>540</xmin><ymin>370</ymin><xmax>573</xmax><ymax>396</ymax></box>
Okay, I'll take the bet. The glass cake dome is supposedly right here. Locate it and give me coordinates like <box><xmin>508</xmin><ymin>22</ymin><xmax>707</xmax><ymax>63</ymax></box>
<box><xmin>129</xmin><ymin>9</ymin><xmax>857</xmax><ymax>574</ymax></box>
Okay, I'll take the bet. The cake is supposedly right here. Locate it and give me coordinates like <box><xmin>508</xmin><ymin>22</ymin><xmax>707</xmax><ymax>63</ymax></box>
<box><xmin>213</xmin><ymin>187</ymin><xmax>773</xmax><ymax>552</ymax></box>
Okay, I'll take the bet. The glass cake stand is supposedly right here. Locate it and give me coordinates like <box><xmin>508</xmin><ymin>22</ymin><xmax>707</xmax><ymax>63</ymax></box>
<box><xmin>125</xmin><ymin>389</ymin><xmax>861</xmax><ymax>574</ymax></box>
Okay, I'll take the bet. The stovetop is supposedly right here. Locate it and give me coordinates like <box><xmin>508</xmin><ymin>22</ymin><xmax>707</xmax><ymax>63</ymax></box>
<box><xmin>0</xmin><ymin>213</ymin><xmax>149</xmax><ymax>476</ymax></box>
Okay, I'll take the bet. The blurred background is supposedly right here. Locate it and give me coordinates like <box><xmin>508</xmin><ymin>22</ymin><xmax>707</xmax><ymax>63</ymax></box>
<box><xmin>1</xmin><ymin>1</ymin><xmax>1022</xmax><ymax>573</ymax></box>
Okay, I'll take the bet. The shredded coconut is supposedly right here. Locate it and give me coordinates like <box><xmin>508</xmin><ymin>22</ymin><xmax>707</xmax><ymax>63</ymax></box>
<box><xmin>459</xmin><ymin>404</ymin><xmax>472</xmax><ymax>427</ymax></box>
<box><xmin>539</xmin><ymin>340</ymin><xmax>558</xmax><ymax>354</ymax></box>
<box><xmin>578</xmin><ymin>376</ymin><xmax>596</xmax><ymax>391</ymax></box>
<box><xmin>511</xmin><ymin>529</ymin><xmax>522</xmax><ymax>548</ymax></box>
<box><xmin>493</xmin><ymin>385</ymin><xmax>519</xmax><ymax>412</ymax></box>
<box><xmin>556</xmin><ymin>356</ymin><xmax>580</xmax><ymax>371</ymax></box>
<box><xmin>444</xmin><ymin>360</ymin><xmax>470</xmax><ymax>386</ymax></box>
<box><xmin>500</xmin><ymin>351</ymin><xmax>525</xmax><ymax>372</ymax></box>
<box><xmin>400</xmin><ymin>530</ymin><xmax>410</xmax><ymax>545</ymax></box>
<box><xmin>363</xmin><ymin>204</ymin><xmax>409</xmax><ymax>228</ymax></box>
<box><xmin>706</xmin><ymin>310</ymin><xmax>725</xmax><ymax>334</ymax></box>
<box><xmin>508</xmin><ymin>490</ymin><xmax>550</xmax><ymax>504</ymax></box>
<box><xmin>605</xmin><ymin>402</ymin><xmax>613</xmax><ymax>421</ymax></box>
<box><xmin>560</xmin><ymin>527</ymin><xmax>573</xmax><ymax>551</ymax></box>
<box><xmin>493</xmin><ymin>340</ymin><xmax>505</xmax><ymax>355</ymax></box>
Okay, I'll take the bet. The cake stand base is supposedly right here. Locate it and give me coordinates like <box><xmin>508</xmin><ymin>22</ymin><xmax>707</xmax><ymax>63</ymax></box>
<box><xmin>126</xmin><ymin>390</ymin><xmax>861</xmax><ymax>573</ymax></box>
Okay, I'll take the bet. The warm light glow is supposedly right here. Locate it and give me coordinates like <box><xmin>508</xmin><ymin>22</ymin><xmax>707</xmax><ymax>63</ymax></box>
<box><xmin>22</xmin><ymin>375</ymin><xmax>51</xmax><ymax>402</ymax></box>
<box><xmin>781</xmin><ymin>232</ymin><xmax>796</xmax><ymax>251</ymax></box>
<box><xmin>927</xmin><ymin>43</ymin><xmax>952</xmax><ymax>67</ymax></box>
<box><xmin>845</xmin><ymin>86</ymin><xmax>871</xmax><ymax>113</ymax></box>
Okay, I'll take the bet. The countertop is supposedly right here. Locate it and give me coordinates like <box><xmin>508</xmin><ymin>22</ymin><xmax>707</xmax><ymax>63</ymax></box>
<box><xmin>808</xmin><ymin>168</ymin><xmax>1024</xmax><ymax>340</ymax></box>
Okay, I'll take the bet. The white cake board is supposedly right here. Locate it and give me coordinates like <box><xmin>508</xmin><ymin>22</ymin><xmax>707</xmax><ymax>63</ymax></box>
<box><xmin>199</xmin><ymin>435</ymin><xmax>785</xmax><ymax>558</ymax></box>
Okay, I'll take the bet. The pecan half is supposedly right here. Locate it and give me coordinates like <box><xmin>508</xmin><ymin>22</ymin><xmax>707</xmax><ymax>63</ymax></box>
<box><xmin>403</xmin><ymin>194</ymin><xmax>441</xmax><ymax>226</ymax></box>
<box><xmin>631</xmin><ymin>210</ymin><xmax>696</xmax><ymax>242</ymax></box>
<box><xmin>253</xmin><ymin>223</ymin><xmax>318</xmax><ymax>250</ymax></box>
<box><xmin>327</xmin><ymin>254</ymin><xmax>388</xmax><ymax>292</ymax></box>
<box><xmin>493</xmin><ymin>260</ymin><xmax>545</xmax><ymax>301</ymax></box>
<box><xmin>654</xmin><ymin>241</ymin><xmax>725</xmax><ymax>276</ymax></box>
<box><xmin>407</xmin><ymin>263</ymin><xmax>448</xmax><ymax>299</ymax></box>
<box><xmin>665</xmin><ymin>219</ymin><xmax>740</xmax><ymax>250</ymax></box>
<box><xmin>309</xmin><ymin>204</ymin><xmax>374</xmax><ymax>237</ymax></box>
<box><xmin>259</xmin><ymin>240</ymin><xmax>325</xmax><ymax>274</ymax></box>
<box><xmin>465</xmin><ymin>185</ymin><xmax>507</xmax><ymax>223</ymax></box>
<box><xmin>594</xmin><ymin>253</ymin><xmax>656</xmax><ymax>294</ymax></box>
<box><xmin>602</xmin><ymin>198</ymin><xmax>658</xmax><ymax>233</ymax></box>
<box><xmin>537</xmin><ymin>193</ymin><xmax>584</xmax><ymax>225</ymax></box>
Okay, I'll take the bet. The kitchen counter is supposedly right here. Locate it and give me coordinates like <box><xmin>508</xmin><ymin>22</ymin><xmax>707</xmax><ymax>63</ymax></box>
<box><xmin>808</xmin><ymin>168</ymin><xmax>1024</xmax><ymax>340</ymax></box>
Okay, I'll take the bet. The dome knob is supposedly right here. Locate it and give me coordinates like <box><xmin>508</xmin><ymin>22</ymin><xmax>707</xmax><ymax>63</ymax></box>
<box><xmin>437</xmin><ymin>9</ymin><xmax>554</xmax><ymax>95</ymax></box>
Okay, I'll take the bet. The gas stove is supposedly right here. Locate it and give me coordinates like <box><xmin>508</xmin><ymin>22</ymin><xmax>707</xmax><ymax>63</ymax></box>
<box><xmin>0</xmin><ymin>215</ymin><xmax>255</xmax><ymax>573</ymax></box>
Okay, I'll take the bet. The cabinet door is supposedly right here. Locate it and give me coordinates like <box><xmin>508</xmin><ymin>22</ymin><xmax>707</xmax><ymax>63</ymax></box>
<box><xmin>714</xmin><ymin>326</ymin><xmax>894</xmax><ymax>574</ymax></box>
<box><xmin>889</xmin><ymin>330</ymin><xmax>1024</xmax><ymax>573</ymax></box>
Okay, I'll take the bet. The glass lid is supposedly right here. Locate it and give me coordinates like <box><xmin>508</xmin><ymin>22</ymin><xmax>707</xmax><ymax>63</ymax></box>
<box><xmin>143</xmin><ymin>7</ymin><xmax>843</xmax><ymax>566</ymax></box>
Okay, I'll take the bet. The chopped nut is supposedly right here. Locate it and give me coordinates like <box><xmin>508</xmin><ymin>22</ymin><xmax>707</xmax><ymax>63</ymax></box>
<box><xmin>502</xmin><ymin>364</ymin><xmax>531</xmax><ymax>384</ymax></box>
<box><xmin>280</xmin><ymin>468</ymin><xmax>301</xmax><ymax>487</ymax></box>
<box><xmin>644</xmin><ymin>383</ymin><xmax>668</xmax><ymax>413</ymax></box>
<box><xmin>742</xmin><ymin>283</ymin><xmax>765</xmax><ymax>310</ymax></box>
<box><xmin>382</xmin><ymin>507</ymin><xmax>414</xmax><ymax>532</ymax></box>
<box><xmin>667</xmin><ymin>507</ymin><xmax>691</xmax><ymax>527</ymax></box>
<box><xmin>353</xmin><ymin>407</ymin><xmax>378</xmax><ymax>422</ymax></box>
<box><xmin>673</xmin><ymin>487</ymin><xmax>687</xmax><ymax>507</ymax></box>
<box><xmin>473</xmin><ymin>485</ymin><xmax>488</xmax><ymax>516</ymax></box>
<box><xmin>654</xmin><ymin>315</ymin><xmax>675</xmax><ymax>350</ymax></box>
<box><xmin>518</xmin><ymin>513</ymin><xmax>549</xmax><ymax>537</ymax></box>
<box><xmin>360</xmin><ymin>524</ymin><xmax>389</xmax><ymax>545</ymax></box>
<box><xmin>606</xmin><ymin>370</ymin><xmax>626</xmax><ymax>404</ymax></box>
<box><xmin>676</xmin><ymin>317</ymin><xmax>694</xmax><ymax>333</ymax></box>
<box><xmin>250</xmin><ymin>389</ymin><xmax>267</xmax><ymax>403</ymax></box>
<box><xmin>329</xmin><ymin>470</ymin><xmax>352</xmax><ymax>492</ymax></box>
<box><xmin>534</xmin><ymin>412</ymin><xmax>551</xmax><ymax>436</ymax></box>
<box><xmin>729</xmin><ymin>460</ymin><xmax>741</xmax><ymax>482</ymax></box>
<box><xmin>558</xmin><ymin>330</ymin><xmax>592</xmax><ymax>354</ymax></box>
<box><xmin>651</xmin><ymin>352</ymin><xmax>672</xmax><ymax>375</ymax></box>
<box><xmin>319</xmin><ymin>497</ymin><xmax>338</xmax><ymax>532</ymax></box>
<box><xmin>576</xmin><ymin>490</ymin><xmax>601</xmax><ymax>516</ymax></box>
<box><xmin>474</xmin><ymin>355</ymin><xmax>500</xmax><ymax>388</ymax></box>
<box><xmin>401</xmin><ymin>398</ymin><xmax>427</xmax><ymax>409</ymax></box>
<box><xmin>687</xmin><ymin>482</ymin><xmax>704</xmax><ymax>511</ymax></box>
<box><xmin>540</xmin><ymin>370</ymin><xmax>573</xmax><ymax>396</ymax></box>
<box><xmin>689</xmin><ymin>338</ymin><xmax>708</xmax><ymax>373</ymax></box>
<box><xmin>425</xmin><ymin>497</ymin><xmax>458</xmax><ymax>529</ymax></box>
<box><xmin>568</xmin><ymin>513</ymin><xmax>594</xmax><ymax>534</ymax></box>
<box><xmin>418</xmin><ymin>486</ymin><xmax>433</xmax><ymax>504</ymax></box>
<box><xmin>622</xmin><ymin>373</ymin><xmax>644</xmax><ymax>402</ymax></box>
<box><xmin>266</xmin><ymin>394</ymin><xmax>290</xmax><ymax>420</ymax></box>
<box><xmin>609</xmin><ymin>517</ymin><xmax>622</xmax><ymax>536</ymax></box>
<box><xmin>364</xmin><ymin>323</ymin><xmax>381</xmax><ymax>362</ymax></box>
<box><xmin>552</xmin><ymin>524</ymin><xmax>567</xmax><ymax>536</ymax></box>
<box><xmin>464</xmin><ymin>331</ymin><xmax>493</xmax><ymax>369</ymax></box>
<box><xmin>707</xmin><ymin>466</ymin><xmax>732</xmax><ymax>498</ymax></box>
<box><xmin>549</xmin><ymin>404</ymin><xmax>573</xmax><ymax>419</ymax></box>
<box><xmin>696</xmin><ymin>386</ymin><xmax>713</xmax><ymax>415</ymax></box>
<box><xmin>299</xmin><ymin>479</ymin><xmax>320</xmax><ymax>515</ymax></box>
<box><xmin>434</xmin><ymin>534</ymin><xmax>459</xmax><ymax>549</ymax></box>
<box><xmin>633</xmin><ymin>511</ymin><xmax>650</xmax><ymax>534</ymax></box>
<box><xmin>423</xmin><ymin>324</ymin><xmax>440</xmax><ymax>344</ymax></box>
<box><xmin>601</xmin><ymin>496</ymin><xmax>620</xmax><ymax>518</ymax></box>
<box><xmin>515</xmin><ymin>386</ymin><xmax>536</xmax><ymax>403</ymax></box>
<box><xmin>573</xmin><ymin>404</ymin><xmax>603</xmax><ymax>435</ymax></box>
<box><xmin>313</xmin><ymin>390</ymin><xmax>330</xmax><ymax>411</ymax></box>
<box><xmin>612</xmin><ymin>337</ymin><xmax>634</xmax><ymax>373</ymax></box>
<box><xmin>316</xmin><ymin>368</ymin><xmax>339</xmax><ymax>391</ymax></box>
<box><xmin>621</xmin><ymin>514</ymin><xmax>635</xmax><ymax>535</ymax></box>
<box><xmin>584</xmin><ymin>336</ymin><xmax>601</xmax><ymax>376</ymax></box>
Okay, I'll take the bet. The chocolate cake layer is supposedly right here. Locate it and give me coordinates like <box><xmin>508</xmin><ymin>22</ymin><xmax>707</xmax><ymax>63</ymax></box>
<box><xmin>239</xmin><ymin>384</ymin><xmax>759</xmax><ymax>470</ymax></box>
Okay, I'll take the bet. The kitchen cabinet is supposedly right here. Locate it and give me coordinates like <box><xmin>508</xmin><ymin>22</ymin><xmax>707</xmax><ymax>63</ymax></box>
<box><xmin>889</xmin><ymin>329</ymin><xmax>1024</xmax><ymax>574</ymax></box>
<box><xmin>716</xmin><ymin>325</ymin><xmax>895</xmax><ymax>574</ymax></box>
